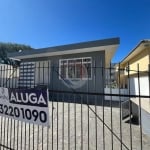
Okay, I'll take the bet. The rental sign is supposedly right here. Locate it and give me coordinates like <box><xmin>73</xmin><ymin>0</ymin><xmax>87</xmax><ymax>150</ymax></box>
<box><xmin>0</xmin><ymin>87</ymin><xmax>49</xmax><ymax>126</ymax></box>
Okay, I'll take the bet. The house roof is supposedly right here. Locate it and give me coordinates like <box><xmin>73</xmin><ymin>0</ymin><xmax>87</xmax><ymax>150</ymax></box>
<box><xmin>120</xmin><ymin>40</ymin><xmax>150</xmax><ymax>65</ymax></box>
<box><xmin>8</xmin><ymin>37</ymin><xmax>120</xmax><ymax>67</ymax></box>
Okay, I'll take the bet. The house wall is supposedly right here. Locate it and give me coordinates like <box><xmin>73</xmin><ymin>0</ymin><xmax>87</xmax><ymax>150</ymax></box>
<box><xmin>18</xmin><ymin>61</ymin><xmax>51</xmax><ymax>88</ymax></box>
<box><xmin>123</xmin><ymin>48</ymin><xmax>149</xmax><ymax>75</ymax></box>
<box><xmin>50</xmin><ymin>51</ymin><xmax>105</xmax><ymax>93</ymax></box>
<box><xmin>141</xmin><ymin>108</ymin><xmax>150</xmax><ymax>135</ymax></box>
<box><xmin>105</xmin><ymin>88</ymin><xmax>128</xmax><ymax>101</ymax></box>
<box><xmin>119</xmin><ymin>47</ymin><xmax>150</xmax><ymax>88</ymax></box>
<box><xmin>129</xmin><ymin>76</ymin><xmax>149</xmax><ymax>96</ymax></box>
<box><xmin>20</xmin><ymin>51</ymin><xmax>106</xmax><ymax>105</ymax></box>
<box><xmin>131</xmin><ymin>100</ymin><xmax>150</xmax><ymax>135</ymax></box>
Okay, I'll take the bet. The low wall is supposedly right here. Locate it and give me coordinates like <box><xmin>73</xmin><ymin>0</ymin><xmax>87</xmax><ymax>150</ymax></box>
<box><xmin>105</xmin><ymin>88</ymin><xmax>128</xmax><ymax>101</ymax></box>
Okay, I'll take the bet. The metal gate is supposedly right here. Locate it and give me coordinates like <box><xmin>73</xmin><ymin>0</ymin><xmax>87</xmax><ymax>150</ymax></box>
<box><xmin>0</xmin><ymin>62</ymin><xmax>149</xmax><ymax>150</ymax></box>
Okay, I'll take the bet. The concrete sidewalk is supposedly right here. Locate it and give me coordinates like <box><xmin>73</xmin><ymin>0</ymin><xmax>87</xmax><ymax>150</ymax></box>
<box><xmin>0</xmin><ymin>102</ymin><xmax>150</xmax><ymax>150</ymax></box>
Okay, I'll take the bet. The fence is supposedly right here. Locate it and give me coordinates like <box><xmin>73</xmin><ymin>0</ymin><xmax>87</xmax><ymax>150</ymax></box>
<box><xmin>0</xmin><ymin>62</ymin><xmax>149</xmax><ymax>150</ymax></box>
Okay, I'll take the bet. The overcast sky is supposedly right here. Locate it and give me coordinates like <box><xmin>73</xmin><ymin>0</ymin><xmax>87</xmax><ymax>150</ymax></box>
<box><xmin>0</xmin><ymin>0</ymin><xmax>150</xmax><ymax>62</ymax></box>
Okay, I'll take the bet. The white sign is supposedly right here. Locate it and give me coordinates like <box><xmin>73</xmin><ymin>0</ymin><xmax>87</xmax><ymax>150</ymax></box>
<box><xmin>0</xmin><ymin>87</ymin><xmax>50</xmax><ymax>127</ymax></box>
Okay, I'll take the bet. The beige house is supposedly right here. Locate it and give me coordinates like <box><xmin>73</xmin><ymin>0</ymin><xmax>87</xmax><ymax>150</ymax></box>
<box><xmin>119</xmin><ymin>40</ymin><xmax>150</xmax><ymax>135</ymax></box>
<box><xmin>119</xmin><ymin>40</ymin><xmax>150</xmax><ymax>90</ymax></box>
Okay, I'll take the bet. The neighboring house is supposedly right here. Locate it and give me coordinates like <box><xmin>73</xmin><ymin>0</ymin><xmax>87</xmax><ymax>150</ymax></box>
<box><xmin>8</xmin><ymin>37</ymin><xmax>120</xmax><ymax>105</ymax></box>
<box><xmin>119</xmin><ymin>40</ymin><xmax>150</xmax><ymax>95</ymax></box>
<box><xmin>119</xmin><ymin>40</ymin><xmax>150</xmax><ymax>135</ymax></box>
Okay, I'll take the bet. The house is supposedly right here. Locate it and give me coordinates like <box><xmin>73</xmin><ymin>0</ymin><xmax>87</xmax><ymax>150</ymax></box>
<box><xmin>119</xmin><ymin>40</ymin><xmax>150</xmax><ymax>135</ymax></box>
<box><xmin>119</xmin><ymin>40</ymin><xmax>150</xmax><ymax>92</ymax></box>
<box><xmin>8</xmin><ymin>37</ymin><xmax>120</xmax><ymax>105</ymax></box>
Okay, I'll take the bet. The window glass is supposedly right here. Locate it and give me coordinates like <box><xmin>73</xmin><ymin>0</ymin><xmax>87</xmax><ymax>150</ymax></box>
<box><xmin>59</xmin><ymin>57</ymin><xmax>92</xmax><ymax>79</ymax></box>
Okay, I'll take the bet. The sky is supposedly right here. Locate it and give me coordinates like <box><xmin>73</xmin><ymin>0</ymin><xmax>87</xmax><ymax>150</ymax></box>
<box><xmin>0</xmin><ymin>0</ymin><xmax>150</xmax><ymax>62</ymax></box>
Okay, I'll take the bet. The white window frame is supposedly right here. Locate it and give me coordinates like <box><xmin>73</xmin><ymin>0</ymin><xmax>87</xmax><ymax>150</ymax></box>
<box><xmin>59</xmin><ymin>57</ymin><xmax>92</xmax><ymax>80</ymax></box>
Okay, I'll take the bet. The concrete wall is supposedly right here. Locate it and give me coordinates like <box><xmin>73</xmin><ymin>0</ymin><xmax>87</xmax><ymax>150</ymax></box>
<box><xmin>105</xmin><ymin>88</ymin><xmax>128</xmax><ymax>101</ymax></box>
<box><xmin>141</xmin><ymin>108</ymin><xmax>150</xmax><ymax>135</ymax></box>
<box><xmin>132</xmin><ymin>101</ymin><xmax>150</xmax><ymax>135</ymax></box>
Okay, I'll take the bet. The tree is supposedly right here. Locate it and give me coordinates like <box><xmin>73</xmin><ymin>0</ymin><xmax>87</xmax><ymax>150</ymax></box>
<box><xmin>0</xmin><ymin>42</ymin><xmax>33</xmax><ymax>65</ymax></box>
